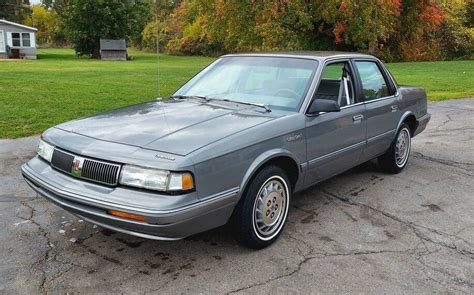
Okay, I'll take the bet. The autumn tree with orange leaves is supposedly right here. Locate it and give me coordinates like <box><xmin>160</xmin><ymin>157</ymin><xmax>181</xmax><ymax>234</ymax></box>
<box><xmin>34</xmin><ymin>0</ymin><xmax>471</xmax><ymax>61</ymax></box>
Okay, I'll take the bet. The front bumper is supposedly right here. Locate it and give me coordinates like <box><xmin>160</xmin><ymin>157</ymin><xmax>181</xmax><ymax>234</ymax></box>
<box><xmin>21</xmin><ymin>158</ymin><xmax>239</xmax><ymax>240</ymax></box>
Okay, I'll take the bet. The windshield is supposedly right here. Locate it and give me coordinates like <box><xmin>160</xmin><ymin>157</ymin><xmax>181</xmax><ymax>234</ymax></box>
<box><xmin>174</xmin><ymin>56</ymin><xmax>319</xmax><ymax>111</ymax></box>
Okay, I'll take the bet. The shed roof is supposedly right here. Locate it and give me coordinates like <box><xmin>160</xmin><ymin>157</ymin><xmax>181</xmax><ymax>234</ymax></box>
<box><xmin>100</xmin><ymin>39</ymin><xmax>126</xmax><ymax>51</ymax></box>
<box><xmin>0</xmin><ymin>19</ymin><xmax>37</xmax><ymax>32</ymax></box>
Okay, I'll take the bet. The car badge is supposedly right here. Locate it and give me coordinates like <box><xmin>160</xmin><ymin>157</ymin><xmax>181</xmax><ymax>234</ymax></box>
<box><xmin>286</xmin><ymin>133</ymin><xmax>303</xmax><ymax>142</ymax></box>
<box><xmin>71</xmin><ymin>156</ymin><xmax>84</xmax><ymax>177</ymax></box>
<box><xmin>155</xmin><ymin>154</ymin><xmax>175</xmax><ymax>161</ymax></box>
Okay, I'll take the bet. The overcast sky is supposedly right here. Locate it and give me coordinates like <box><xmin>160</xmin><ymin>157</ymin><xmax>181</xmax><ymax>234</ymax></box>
<box><xmin>30</xmin><ymin>0</ymin><xmax>41</xmax><ymax>4</ymax></box>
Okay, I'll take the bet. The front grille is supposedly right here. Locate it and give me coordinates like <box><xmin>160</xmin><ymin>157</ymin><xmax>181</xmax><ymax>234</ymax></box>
<box><xmin>51</xmin><ymin>148</ymin><xmax>121</xmax><ymax>186</ymax></box>
<box><xmin>81</xmin><ymin>159</ymin><xmax>121</xmax><ymax>185</ymax></box>
<box><xmin>51</xmin><ymin>149</ymin><xmax>74</xmax><ymax>173</ymax></box>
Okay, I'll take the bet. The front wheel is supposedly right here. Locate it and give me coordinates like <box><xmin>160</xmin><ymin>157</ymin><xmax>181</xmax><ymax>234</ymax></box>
<box><xmin>233</xmin><ymin>165</ymin><xmax>291</xmax><ymax>249</ymax></box>
<box><xmin>378</xmin><ymin>123</ymin><xmax>412</xmax><ymax>174</ymax></box>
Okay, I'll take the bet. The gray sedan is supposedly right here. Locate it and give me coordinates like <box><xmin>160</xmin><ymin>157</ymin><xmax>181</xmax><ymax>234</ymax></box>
<box><xmin>22</xmin><ymin>52</ymin><xmax>431</xmax><ymax>249</ymax></box>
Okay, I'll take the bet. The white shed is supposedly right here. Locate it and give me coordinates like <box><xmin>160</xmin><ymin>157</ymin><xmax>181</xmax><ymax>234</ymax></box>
<box><xmin>0</xmin><ymin>19</ymin><xmax>37</xmax><ymax>59</ymax></box>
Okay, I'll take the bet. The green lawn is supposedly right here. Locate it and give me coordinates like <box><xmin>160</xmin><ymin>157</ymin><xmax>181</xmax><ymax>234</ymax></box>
<box><xmin>1</xmin><ymin>49</ymin><xmax>472</xmax><ymax>138</ymax></box>
<box><xmin>1</xmin><ymin>49</ymin><xmax>214</xmax><ymax>138</ymax></box>
<box><xmin>386</xmin><ymin>61</ymin><xmax>473</xmax><ymax>101</ymax></box>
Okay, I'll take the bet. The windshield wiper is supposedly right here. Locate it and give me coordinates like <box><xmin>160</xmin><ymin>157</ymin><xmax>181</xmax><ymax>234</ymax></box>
<box><xmin>172</xmin><ymin>95</ymin><xmax>271</xmax><ymax>112</ymax></box>
<box><xmin>170</xmin><ymin>95</ymin><xmax>210</xmax><ymax>102</ymax></box>
<box><xmin>212</xmin><ymin>97</ymin><xmax>271</xmax><ymax>112</ymax></box>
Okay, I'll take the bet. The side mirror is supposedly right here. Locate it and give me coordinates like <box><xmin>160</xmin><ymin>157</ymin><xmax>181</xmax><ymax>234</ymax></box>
<box><xmin>308</xmin><ymin>99</ymin><xmax>340</xmax><ymax>115</ymax></box>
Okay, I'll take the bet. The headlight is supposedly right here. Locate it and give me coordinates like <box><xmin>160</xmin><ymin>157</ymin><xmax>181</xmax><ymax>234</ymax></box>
<box><xmin>37</xmin><ymin>138</ymin><xmax>55</xmax><ymax>162</ymax></box>
<box><xmin>119</xmin><ymin>165</ymin><xmax>194</xmax><ymax>192</ymax></box>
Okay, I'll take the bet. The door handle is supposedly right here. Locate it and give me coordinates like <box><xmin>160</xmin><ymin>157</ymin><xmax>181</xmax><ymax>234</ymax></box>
<box><xmin>391</xmin><ymin>105</ymin><xmax>399</xmax><ymax>112</ymax></box>
<box><xmin>352</xmin><ymin>114</ymin><xmax>364</xmax><ymax>121</ymax></box>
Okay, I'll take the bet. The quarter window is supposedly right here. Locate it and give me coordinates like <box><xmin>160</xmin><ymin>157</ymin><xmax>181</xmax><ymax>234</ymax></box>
<box><xmin>354</xmin><ymin>61</ymin><xmax>393</xmax><ymax>101</ymax></box>
<box><xmin>12</xmin><ymin>33</ymin><xmax>21</xmax><ymax>46</ymax></box>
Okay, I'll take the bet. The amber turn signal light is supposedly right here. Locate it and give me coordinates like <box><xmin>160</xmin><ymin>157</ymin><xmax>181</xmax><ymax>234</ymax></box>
<box><xmin>107</xmin><ymin>210</ymin><xmax>146</xmax><ymax>222</ymax></box>
<box><xmin>181</xmin><ymin>173</ymin><xmax>194</xmax><ymax>190</ymax></box>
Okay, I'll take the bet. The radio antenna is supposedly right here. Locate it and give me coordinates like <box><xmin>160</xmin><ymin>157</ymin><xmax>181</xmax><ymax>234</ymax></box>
<box><xmin>156</xmin><ymin>11</ymin><xmax>160</xmax><ymax>99</ymax></box>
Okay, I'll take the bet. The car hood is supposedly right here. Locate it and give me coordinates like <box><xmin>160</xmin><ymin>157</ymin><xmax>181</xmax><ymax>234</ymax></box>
<box><xmin>55</xmin><ymin>100</ymin><xmax>281</xmax><ymax>156</ymax></box>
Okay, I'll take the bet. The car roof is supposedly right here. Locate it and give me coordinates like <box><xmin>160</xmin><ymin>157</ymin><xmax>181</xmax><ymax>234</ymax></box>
<box><xmin>222</xmin><ymin>51</ymin><xmax>375</xmax><ymax>61</ymax></box>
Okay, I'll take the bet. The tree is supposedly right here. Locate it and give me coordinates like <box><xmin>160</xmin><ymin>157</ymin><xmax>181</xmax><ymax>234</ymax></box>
<box><xmin>142</xmin><ymin>0</ymin><xmax>178</xmax><ymax>51</ymax></box>
<box><xmin>62</xmin><ymin>0</ymin><xmax>149</xmax><ymax>58</ymax></box>
<box><xmin>435</xmin><ymin>0</ymin><xmax>474</xmax><ymax>59</ymax></box>
<box><xmin>24</xmin><ymin>4</ymin><xmax>64</xmax><ymax>46</ymax></box>
<box><xmin>141</xmin><ymin>0</ymin><xmax>472</xmax><ymax>61</ymax></box>
<box><xmin>0</xmin><ymin>0</ymin><xmax>31</xmax><ymax>23</ymax></box>
<box><xmin>41</xmin><ymin>0</ymin><xmax>70</xmax><ymax>16</ymax></box>
<box><xmin>162</xmin><ymin>0</ymin><xmax>403</xmax><ymax>55</ymax></box>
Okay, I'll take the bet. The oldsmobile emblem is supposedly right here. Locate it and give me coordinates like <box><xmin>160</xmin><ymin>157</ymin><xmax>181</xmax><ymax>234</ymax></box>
<box><xmin>155</xmin><ymin>154</ymin><xmax>175</xmax><ymax>161</ymax></box>
<box><xmin>71</xmin><ymin>156</ymin><xmax>85</xmax><ymax>177</ymax></box>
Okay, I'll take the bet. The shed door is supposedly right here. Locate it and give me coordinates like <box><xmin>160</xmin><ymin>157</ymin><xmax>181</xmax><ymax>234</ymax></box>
<box><xmin>0</xmin><ymin>31</ymin><xmax>5</xmax><ymax>52</ymax></box>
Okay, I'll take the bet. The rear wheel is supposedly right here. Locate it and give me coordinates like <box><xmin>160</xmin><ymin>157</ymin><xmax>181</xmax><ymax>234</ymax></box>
<box><xmin>233</xmin><ymin>165</ymin><xmax>291</xmax><ymax>249</ymax></box>
<box><xmin>378</xmin><ymin>123</ymin><xmax>412</xmax><ymax>174</ymax></box>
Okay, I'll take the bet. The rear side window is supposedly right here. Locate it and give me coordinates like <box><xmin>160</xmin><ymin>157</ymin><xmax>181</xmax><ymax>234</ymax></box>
<box><xmin>354</xmin><ymin>61</ymin><xmax>393</xmax><ymax>101</ymax></box>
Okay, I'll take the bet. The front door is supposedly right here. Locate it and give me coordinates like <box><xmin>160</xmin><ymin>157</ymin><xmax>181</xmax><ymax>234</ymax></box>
<box><xmin>353</xmin><ymin>60</ymin><xmax>400</xmax><ymax>162</ymax></box>
<box><xmin>304</xmin><ymin>60</ymin><xmax>367</xmax><ymax>186</ymax></box>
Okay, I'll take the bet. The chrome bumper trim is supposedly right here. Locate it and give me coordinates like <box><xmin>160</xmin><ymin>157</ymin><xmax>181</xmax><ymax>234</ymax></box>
<box><xmin>76</xmin><ymin>214</ymin><xmax>182</xmax><ymax>241</ymax></box>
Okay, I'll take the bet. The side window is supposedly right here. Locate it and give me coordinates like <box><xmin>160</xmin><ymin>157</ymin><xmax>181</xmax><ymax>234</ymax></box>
<box><xmin>314</xmin><ymin>61</ymin><xmax>355</xmax><ymax>107</ymax></box>
<box><xmin>354</xmin><ymin>61</ymin><xmax>393</xmax><ymax>101</ymax></box>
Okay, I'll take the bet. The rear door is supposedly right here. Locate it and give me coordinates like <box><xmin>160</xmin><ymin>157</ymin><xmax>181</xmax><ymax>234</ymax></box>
<box><xmin>304</xmin><ymin>60</ymin><xmax>366</xmax><ymax>186</ymax></box>
<box><xmin>352</xmin><ymin>60</ymin><xmax>400</xmax><ymax>162</ymax></box>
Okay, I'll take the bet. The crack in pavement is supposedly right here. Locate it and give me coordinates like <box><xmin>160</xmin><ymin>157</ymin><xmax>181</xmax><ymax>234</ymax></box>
<box><xmin>434</xmin><ymin>112</ymin><xmax>454</xmax><ymax>131</ymax></box>
<box><xmin>430</xmin><ymin>105</ymin><xmax>474</xmax><ymax>113</ymax></box>
<box><xmin>414</xmin><ymin>253</ymin><xmax>474</xmax><ymax>289</ymax></box>
<box><xmin>227</xmin><ymin>164</ymin><xmax>474</xmax><ymax>294</ymax></box>
<box><xmin>412</xmin><ymin>152</ymin><xmax>473</xmax><ymax>175</ymax></box>
<box><xmin>16</xmin><ymin>198</ymin><xmax>55</xmax><ymax>295</ymax></box>
<box><xmin>320</xmin><ymin>188</ymin><xmax>473</xmax><ymax>258</ymax></box>
<box><xmin>47</xmin><ymin>256</ymin><xmax>97</xmax><ymax>287</ymax></box>
<box><xmin>226</xmin><ymin>246</ymin><xmax>428</xmax><ymax>294</ymax></box>
<box><xmin>226</xmin><ymin>185</ymin><xmax>473</xmax><ymax>294</ymax></box>
<box><xmin>413</xmin><ymin>152</ymin><xmax>473</xmax><ymax>167</ymax></box>
<box><xmin>226</xmin><ymin>195</ymin><xmax>431</xmax><ymax>294</ymax></box>
<box><xmin>283</xmin><ymin>231</ymin><xmax>314</xmax><ymax>258</ymax></box>
<box><xmin>428</xmin><ymin>126</ymin><xmax>474</xmax><ymax>133</ymax></box>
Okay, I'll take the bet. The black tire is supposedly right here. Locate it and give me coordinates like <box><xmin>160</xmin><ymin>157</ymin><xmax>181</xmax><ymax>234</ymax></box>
<box><xmin>232</xmin><ymin>165</ymin><xmax>291</xmax><ymax>249</ymax></box>
<box><xmin>378</xmin><ymin>123</ymin><xmax>412</xmax><ymax>174</ymax></box>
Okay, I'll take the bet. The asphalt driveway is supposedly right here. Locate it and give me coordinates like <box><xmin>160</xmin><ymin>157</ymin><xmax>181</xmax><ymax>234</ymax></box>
<box><xmin>1</xmin><ymin>99</ymin><xmax>473</xmax><ymax>294</ymax></box>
